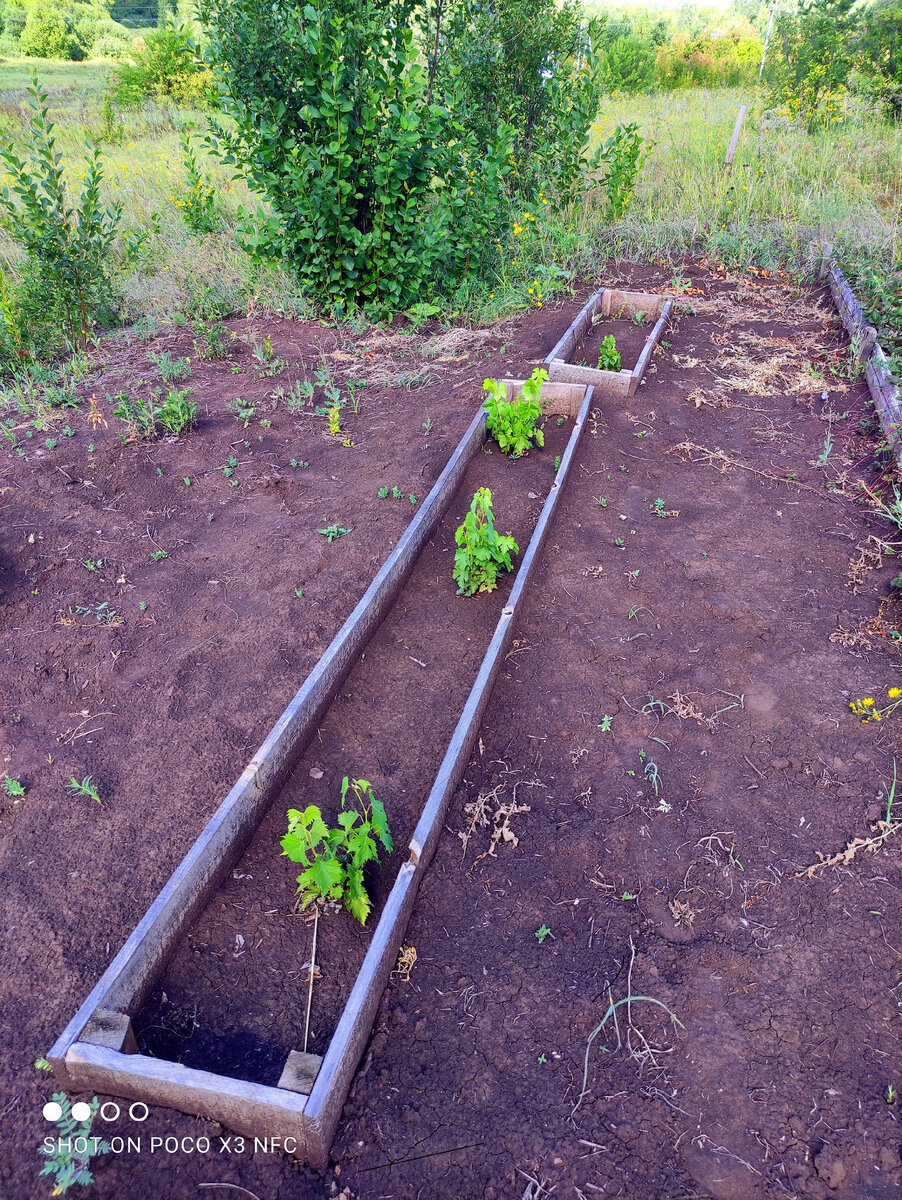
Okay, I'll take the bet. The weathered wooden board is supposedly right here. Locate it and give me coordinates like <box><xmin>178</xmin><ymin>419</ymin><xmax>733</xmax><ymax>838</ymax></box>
<box><xmin>502</xmin><ymin>378</ymin><xmax>587</xmax><ymax>417</ymax></box>
<box><xmin>49</xmin><ymin>405</ymin><xmax>489</xmax><ymax>1079</ymax></box>
<box><xmin>546</xmin><ymin>358</ymin><xmax>633</xmax><ymax>394</ymax></box>
<box><xmin>48</xmin><ymin>385</ymin><xmax>598</xmax><ymax>1171</ymax></box>
<box><xmin>829</xmin><ymin>264</ymin><xmax>902</xmax><ymax>467</ymax></box>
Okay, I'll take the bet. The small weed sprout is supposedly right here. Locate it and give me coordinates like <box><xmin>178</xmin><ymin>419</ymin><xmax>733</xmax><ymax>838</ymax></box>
<box><xmin>67</xmin><ymin>775</ymin><xmax>102</xmax><ymax>805</ymax></box>
<box><xmin>147</xmin><ymin>350</ymin><xmax>191</xmax><ymax>383</ymax></box>
<box><xmin>38</xmin><ymin>1093</ymin><xmax>110</xmax><ymax>1194</ymax></box>
<box><xmin>317</xmin><ymin>523</ymin><xmax>351</xmax><ymax>542</ymax></box>
<box><xmin>482</xmin><ymin>368</ymin><xmax>546</xmax><ymax>458</ymax></box>
<box><xmin>453</xmin><ymin>488</ymin><xmax>519</xmax><ymax>596</ymax></box>
<box><xmin>597</xmin><ymin>335</ymin><xmax>621</xmax><ymax>371</ymax></box>
<box><xmin>193</xmin><ymin>320</ymin><xmax>236</xmax><ymax>360</ymax></box>
<box><xmin>150</xmin><ymin>549</ymin><xmax>169</xmax><ymax>561</ymax></box>
<box><xmin>158</xmin><ymin>388</ymin><xmax>197</xmax><ymax>435</ymax></box>
<box><xmin>535</xmin><ymin>924</ymin><xmax>552</xmax><ymax>943</ymax></box>
<box><xmin>287</xmin><ymin>379</ymin><xmax>314</xmax><ymax>412</ymax></box>
<box><xmin>861</xmin><ymin>481</ymin><xmax>902</xmax><ymax>530</ymax></box>
<box><xmin>111</xmin><ymin>391</ymin><xmax>155</xmax><ymax>440</ymax></box>
<box><xmin>280</xmin><ymin>777</ymin><xmax>393</xmax><ymax>924</ymax></box>
<box><xmin>3</xmin><ymin>773</ymin><xmax>25</xmax><ymax>796</ymax></box>
<box><xmin>816</xmin><ymin>425</ymin><xmax>834</xmax><ymax>467</ymax></box>
<box><xmin>227</xmin><ymin>396</ymin><xmax>256</xmax><ymax>427</ymax></box>
<box><xmin>251</xmin><ymin>336</ymin><xmax>286</xmax><ymax>377</ymax></box>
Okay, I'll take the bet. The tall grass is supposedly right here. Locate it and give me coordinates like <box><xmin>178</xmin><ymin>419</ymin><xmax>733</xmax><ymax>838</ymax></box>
<box><xmin>0</xmin><ymin>63</ymin><xmax>898</xmax><ymax>329</ymax></box>
<box><xmin>585</xmin><ymin>88</ymin><xmax>902</xmax><ymax>272</ymax></box>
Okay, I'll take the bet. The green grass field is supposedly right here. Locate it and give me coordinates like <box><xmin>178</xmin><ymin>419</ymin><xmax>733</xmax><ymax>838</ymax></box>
<box><xmin>0</xmin><ymin>60</ymin><xmax>899</xmax><ymax>326</ymax></box>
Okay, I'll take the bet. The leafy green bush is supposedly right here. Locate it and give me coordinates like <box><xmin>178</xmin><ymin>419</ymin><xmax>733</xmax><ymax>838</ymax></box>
<box><xmin>0</xmin><ymin>77</ymin><xmax>121</xmax><ymax>357</ymax></box>
<box><xmin>589</xmin><ymin>123</ymin><xmax>651</xmax><ymax>218</ymax></box>
<box><xmin>767</xmin><ymin>0</ymin><xmax>856</xmax><ymax>130</ymax></box>
<box><xmin>453</xmin><ymin>487</ymin><xmax>519</xmax><ymax>596</ymax></box>
<box><xmin>853</xmin><ymin>0</ymin><xmax>902</xmax><ymax>117</ymax></box>
<box><xmin>600</xmin><ymin>35</ymin><xmax>656</xmax><ymax>95</ymax></box>
<box><xmin>281</xmin><ymin>778</ymin><xmax>393</xmax><ymax>924</ymax></box>
<box><xmin>483</xmin><ymin>367</ymin><xmax>546</xmax><ymax>457</ymax></box>
<box><xmin>200</xmin><ymin>0</ymin><xmax>516</xmax><ymax>312</ymax></box>
<box><xmin>19</xmin><ymin>9</ymin><xmax>85</xmax><ymax>59</ymax></box>
<box><xmin>172</xmin><ymin>126</ymin><xmax>217</xmax><ymax>235</ymax></box>
<box><xmin>113</xmin><ymin>24</ymin><xmax>212</xmax><ymax>106</ymax></box>
<box><xmin>436</xmin><ymin>0</ymin><xmax>603</xmax><ymax>200</ymax></box>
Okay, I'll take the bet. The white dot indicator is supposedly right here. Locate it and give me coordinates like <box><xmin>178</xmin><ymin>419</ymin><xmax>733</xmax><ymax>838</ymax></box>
<box><xmin>71</xmin><ymin>1102</ymin><xmax>92</xmax><ymax>1122</ymax></box>
<box><xmin>42</xmin><ymin>1102</ymin><xmax>63</xmax><ymax>1122</ymax></box>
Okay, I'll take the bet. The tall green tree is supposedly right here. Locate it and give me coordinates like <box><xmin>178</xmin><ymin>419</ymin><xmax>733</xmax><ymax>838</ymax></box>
<box><xmin>768</xmin><ymin>0</ymin><xmax>858</xmax><ymax>125</ymax></box>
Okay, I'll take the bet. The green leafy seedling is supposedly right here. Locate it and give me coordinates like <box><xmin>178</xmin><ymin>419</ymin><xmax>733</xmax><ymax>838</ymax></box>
<box><xmin>378</xmin><ymin>487</ymin><xmax>389</xmax><ymax>498</ymax></box>
<box><xmin>318</xmin><ymin>524</ymin><xmax>351</xmax><ymax>542</ymax></box>
<box><xmin>38</xmin><ymin>1093</ymin><xmax>110</xmax><ymax>1195</ymax></box>
<box><xmin>281</xmin><ymin>777</ymin><xmax>393</xmax><ymax>924</ymax></box>
<box><xmin>482</xmin><ymin>367</ymin><xmax>546</xmax><ymax>458</ymax></box>
<box><xmin>150</xmin><ymin>549</ymin><xmax>168</xmax><ymax>561</ymax></box>
<box><xmin>3</xmin><ymin>774</ymin><xmax>25</xmax><ymax>796</ymax></box>
<box><xmin>597</xmin><ymin>715</ymin><xmax>613</xmax><ymax>733</ymax></box>
<box><xmin>453</xmin><ymin>487</ymin><xmax>518</xmax><ymax>596</ymax></box>
<box><xmin>535</xmin><ymin>924</ymin><xmax>552</xmax><ymax>943</ymax></box>
<box><xmin>597</xmin><ymin>334</ymin><xmax>621</xmax><ymax>371</ymax></box>
<box><xmin>67</xmin><ymin>775</ymin><xmax>102</xmax><ymax>805</ymax></box>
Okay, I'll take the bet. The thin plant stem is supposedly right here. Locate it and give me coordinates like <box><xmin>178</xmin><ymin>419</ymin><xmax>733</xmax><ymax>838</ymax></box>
<box><xmin>303</xmin><ymin>906</ymin><xmax>319</xmax><ymax>1055</ymax></box>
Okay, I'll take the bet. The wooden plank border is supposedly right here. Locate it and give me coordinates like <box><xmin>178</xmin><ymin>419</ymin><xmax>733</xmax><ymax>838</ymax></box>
<box><xmin>828</xmin><ymin>264</ymin><xmax>902</xmax><ymax>467</ymax></box>
<box><xmin>543</xmin><ymin>289</ymin><xmax>672</xmax><ymax>396</ymax></box>
<box><xmin>49</xmin><ymin>404</ymin><xmax>489</xmax><ymax>1077</ymax></box>
<box><xmin>50</xmin><ymin>384</ymin><xmax>595</xmax><ymax>1171</ymax></box>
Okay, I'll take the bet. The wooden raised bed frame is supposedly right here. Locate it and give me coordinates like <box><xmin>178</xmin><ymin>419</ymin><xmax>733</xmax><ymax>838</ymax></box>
<box><xmin>543</xmin><ymin>287</ymin><xmax>674</xmax><ymax>396</ymax></box>
<box><xmin>827</xmin><ymin>263</ymin><xmax>902</xmax><ymax>468</ymax></box>
<box><xmin>48</xmin><ymin>385</ymin><xmax>595</xmax><ymax>1170</ymax></box>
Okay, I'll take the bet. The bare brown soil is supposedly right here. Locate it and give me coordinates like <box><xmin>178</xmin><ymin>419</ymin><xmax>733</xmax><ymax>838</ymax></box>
<box><xmin>2</xmin><ymin>264</ymin><xmax>901</xmax><ymax>1200</ymax></box>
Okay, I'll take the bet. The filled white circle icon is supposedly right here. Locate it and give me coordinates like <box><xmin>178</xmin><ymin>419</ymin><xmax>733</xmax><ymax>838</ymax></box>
<box><xmin>71</xmin><ymin>1102</ymin><xmax>92</xmax><ymax>1121</ymax></box>
<box><xmin>42</xmin><ymin>1102</ymin><xmax>63</xmax><ymax>1122</ymax></box>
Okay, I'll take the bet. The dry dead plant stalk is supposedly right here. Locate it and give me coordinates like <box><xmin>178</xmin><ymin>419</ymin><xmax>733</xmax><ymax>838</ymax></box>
<box><xmin>796</xmin><ymin>820</ymin><xmax>901</xmax><ymax>878</ymax></box>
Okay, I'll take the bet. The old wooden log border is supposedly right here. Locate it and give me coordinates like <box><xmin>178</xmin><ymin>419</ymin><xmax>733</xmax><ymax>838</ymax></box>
<box><xmin>49</xmin><ymin>383</ymin><xmax>595</xmax><ymax>1170</ymax></box>
<box><xmin>828</xmin><ymin>264</ymin><xmax>902</xmax><ymax>468</ymax></box>
<box><xmin>50</xmin><ymin>404</ymin><xmax>488</xmax><ymax>1076</ymax></box>
<box><xmin>542</xmin><ymin>287</ymin><xmax>673</xmax><ymax>396</ymax></box>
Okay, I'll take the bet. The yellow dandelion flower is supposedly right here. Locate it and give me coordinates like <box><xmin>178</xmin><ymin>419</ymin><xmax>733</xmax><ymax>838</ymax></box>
<box><xmin>888</xmin><ymin>687</ymin><xmax>900</xmax><ymax>698</ymax></box>
<box><xmin>863</xmin><ymin>697</ymin><xmax>875</xmax><ymax>707</ymax></box>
